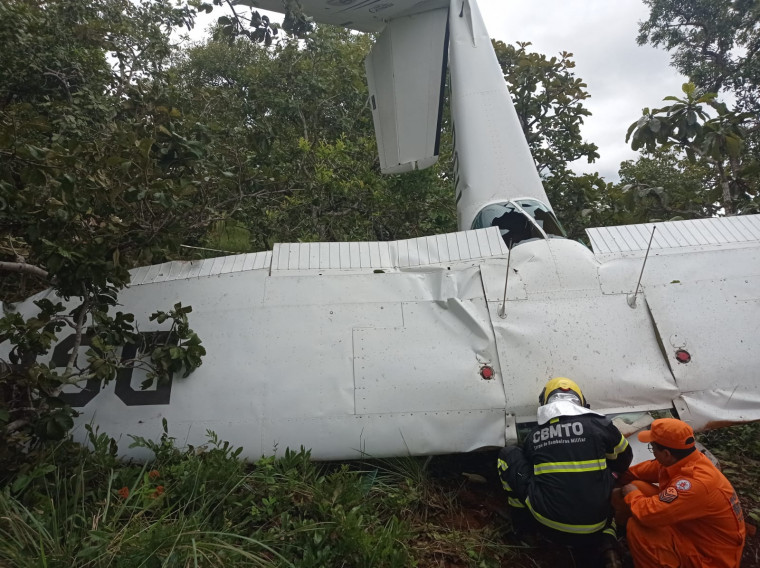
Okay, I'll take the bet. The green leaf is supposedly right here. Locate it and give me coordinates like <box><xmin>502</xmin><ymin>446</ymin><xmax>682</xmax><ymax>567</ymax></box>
<box><xmin>724</xmin><ymin>135</ymin><xmax>741</xmax><ymax>158</ymax></box>
<box><xmin>625</xmin><ymin>121</ymin><xmax>638</xmax><ymax>142</ymax></box>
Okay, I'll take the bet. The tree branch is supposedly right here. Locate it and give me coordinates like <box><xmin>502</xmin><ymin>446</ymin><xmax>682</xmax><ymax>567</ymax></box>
<box><xmin>64</xmin><ymin>290</ymin><xmax>89</xmax><ymax>378</ymax></box>
<box><xmin>4</xmin><ymin>418</ymin><xmax>30</xmax><ymax>436</ymax></box>
<box><xmin>0</xmin><ymin>261</ymin><xmax>49</xmax><ymax>279</ymax></box>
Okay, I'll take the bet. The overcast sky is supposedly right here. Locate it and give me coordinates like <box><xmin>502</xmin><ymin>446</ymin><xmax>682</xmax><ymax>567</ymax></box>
<box><xmin>189</xmin><ymin>0</ymin><xmax>686</xmax><ymax>181</ymax></box>
<box><xmin>477</xmin><ymin>0</ymin><xmax>686</xmax><ymax>180</ymax></box>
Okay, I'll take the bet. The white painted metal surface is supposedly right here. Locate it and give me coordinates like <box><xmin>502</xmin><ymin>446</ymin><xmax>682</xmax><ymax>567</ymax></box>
<box><xmin>3</xmin><ymin>0</ymin><xmax>760</xmax><ymax>463</ymax></box>
<box><xmin>13</xmin><ymin>221</ymin><xmax>757</xmax><ymax>460</ymax></box>
<box><xmin>8</xmin><ymin>222</ymin><xmax>760</xmax><ymax>460</ymax></box>
<box><xmin>29</xmin><ymin>243</ymin><xmax>516</xmax><ymax>460</ymax></box>
<box><xmin>236</xmin><ymin>0</ymin><xmax>449</xmax><ymax>33</ymax></box>
<box><xmin>587</xmin><ymin>214</ymin><xmax>760</xmax><ymax>258</ymax></box>
<box><xmin>365</xmin><ymin>8</ymin><xmax>448</xmax><ymax>173</ymax></box>
<box><xmin>639</xmin><ymin>275</ymin><xmax>759</xmax><ymax>427</ymax></box>
<box><xmin>482</xmin><ymin>239</ymin><xmax>680</xmax><ymax>421</ymax></box>
<box><xmin>447</xmin><ymin>0</ymin><xmax>551</xmax><ymax>230</ymax></box>
<box><xmin>590</xmin><ymin>216</ymin><xmax>760</xmax><ymax>432</ymax></box>
<box><xmin>270</xmin><ymin>227</ymin><xmax>508</xmax><ymax>273</ymax></box>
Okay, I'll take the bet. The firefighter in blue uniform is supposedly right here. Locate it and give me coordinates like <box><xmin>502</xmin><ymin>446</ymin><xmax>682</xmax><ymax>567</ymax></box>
<box><xmin>498</xmin><ymin>378</ymin><xmax>632</xmax><ymax>564</ymax></box>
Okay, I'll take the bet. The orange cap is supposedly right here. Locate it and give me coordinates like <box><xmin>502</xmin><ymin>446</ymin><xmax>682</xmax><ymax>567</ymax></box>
<box><xmin>638</xmin><ymin>418</ymin><xmax>696</xmax><ymax>450</ymax></box>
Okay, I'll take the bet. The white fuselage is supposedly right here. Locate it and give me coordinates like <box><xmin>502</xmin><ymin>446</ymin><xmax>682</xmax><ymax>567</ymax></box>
<box><xmin>3</xmin><ymin>0</ymin><xmax>759</xmax><ymax>460</ymax></box>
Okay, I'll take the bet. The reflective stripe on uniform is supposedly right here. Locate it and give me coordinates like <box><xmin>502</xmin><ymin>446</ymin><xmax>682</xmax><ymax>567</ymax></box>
<box><xmin>525</xmin><ymin>497</ymin><xmax>607</xmax><ymax>534</ymax></box>
<box><xmin>497</xmin><ymin>458</ymin><xmax>512</xmax><ymax>490</ymax></box>
<box><xmin>508</xmin><ymin>497</ymin><xmax>526</xmax><ymax>508</ymax></box>
<box><xmin>533</xmin><ymin>458</ymin><xmax>607</xmax><ymax>475</ymax></box>
<box><xmin>605</xmin><ymin>434</ymin><xmax>629</xmax><ymax>460</ymax></box>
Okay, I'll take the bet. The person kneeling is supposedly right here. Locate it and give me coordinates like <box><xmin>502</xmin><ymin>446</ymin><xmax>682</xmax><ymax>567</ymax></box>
<box><xmin>497</xmin><ymin>377</ymin><xmax>632</xmax><ymax>565</ymax></box>
<box><xmin>617</xmin><ymin>418</ymin><xmax>745</xmax><ymax>568</ymax></box>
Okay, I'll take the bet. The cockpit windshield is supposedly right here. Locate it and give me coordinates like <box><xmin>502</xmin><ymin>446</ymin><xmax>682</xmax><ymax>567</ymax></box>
<box><xmin>470</xmin><ymin>199</ymin><xmax>566</xmax><ymax>247</ymax></box>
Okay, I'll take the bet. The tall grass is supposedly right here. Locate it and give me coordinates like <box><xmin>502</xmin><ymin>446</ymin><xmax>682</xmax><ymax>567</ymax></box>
<box><xmin>3</xmin><ymin>421</ymin><xmax>622</xmax><ymax>568</ymax></box>
<box><xmin>0</xmin><ymin>425</ymin><xmax>412</xmax><ymax>567</ymax></box>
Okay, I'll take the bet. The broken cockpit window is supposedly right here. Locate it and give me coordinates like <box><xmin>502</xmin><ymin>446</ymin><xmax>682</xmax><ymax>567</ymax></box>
<box><xmin>470</xmin><ymin>199</ymin><xmax>566</xmax><ymax>247</ymax></box>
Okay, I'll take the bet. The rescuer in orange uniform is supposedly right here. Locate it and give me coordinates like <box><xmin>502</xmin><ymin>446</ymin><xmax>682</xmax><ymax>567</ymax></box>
<box><xmin>616</xmin><ymin>418</ymin><xmax>745</xmax><ymax>568</ymax></box>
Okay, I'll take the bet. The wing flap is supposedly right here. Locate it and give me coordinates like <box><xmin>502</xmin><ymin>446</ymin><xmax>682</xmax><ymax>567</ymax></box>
<box><xmin>364</xmin><ymin>7</ymin><xmax>448</xmax><ymax>173</ymax></box>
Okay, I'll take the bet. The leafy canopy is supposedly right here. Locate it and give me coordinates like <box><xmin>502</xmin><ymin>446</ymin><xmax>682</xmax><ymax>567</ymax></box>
<box><xmin>629</xmin><ymin>0</ymin><xmax>760</xmax><ymax>218</ymax></box>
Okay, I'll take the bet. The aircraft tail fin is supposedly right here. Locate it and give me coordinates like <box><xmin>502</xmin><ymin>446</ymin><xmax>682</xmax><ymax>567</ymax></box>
<box><xmin>364</xmin><ymin>8</ymin><xmax>449</xmax><ymax>174</ymax></box>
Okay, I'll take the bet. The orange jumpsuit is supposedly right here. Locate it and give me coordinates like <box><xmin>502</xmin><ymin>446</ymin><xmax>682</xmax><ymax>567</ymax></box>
<box><xmin>623</xmin><ymin>450</ymin><xmax>745</xmax><ymax>568</ymax></box>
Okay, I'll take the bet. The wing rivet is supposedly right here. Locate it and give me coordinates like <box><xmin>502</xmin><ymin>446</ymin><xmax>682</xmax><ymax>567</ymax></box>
<box><xmin>675</xmin><ymin>350</ymin><xmax>691</xmax><ymax>364</ymax></box>
<box><xmin>480</xmin><ymin>366</ymin><xmax>494</xmax><ymax>380</ymax></box>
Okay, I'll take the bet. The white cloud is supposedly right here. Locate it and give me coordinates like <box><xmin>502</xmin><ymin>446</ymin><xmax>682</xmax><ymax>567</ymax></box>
<box><xmin>479</xmin><ymin>0</ymin><xmax>687</xmax><ymax>180</ymax></box>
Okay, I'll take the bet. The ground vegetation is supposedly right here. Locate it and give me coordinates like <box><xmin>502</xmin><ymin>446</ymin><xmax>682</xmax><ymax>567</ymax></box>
<box><xmin>1</xmin><ymin>423</ymin><xmax>757</xmax><ymax>567</ymax></box>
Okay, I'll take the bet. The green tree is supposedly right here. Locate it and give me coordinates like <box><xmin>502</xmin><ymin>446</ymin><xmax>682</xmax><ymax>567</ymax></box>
<box><xmin>0</xmin><ymin>0</ymin><xmax>212</xmax><ymax>473</ymax></box>
<box><xmin>626</xmin><ymin>83</ymin><xmax>758</xmax><ymax>215</ymax></box>
<box><xmin>493</xmin><ymin>41</ymin><xmax>599</xmax><ymax>178</ymax></box>
<box><xmin>493</xmin><ymin>41</ymin><xmax>606</xmax><ymax>239</ymax></box>
<box><xmin>638</xmin><ymin>0</ymin><xmax>760</xmax><ymax>113</ymax></box>
<box><xmin>634</xmin><ymin>0</ymin><xmax>760</xmax><ymax>217</ymax></box>
<box><xmin>614</xmin><ymin>147</ymin><xmax>716</xmax><ymax>223</ymax></box>
<box><xmin>211</xmin><ymin>0</ymin><xmax>313</xmax><ymax>44</ymax></box>
<box><xmin>175</xmin><ymin>25</ymin><xmax>456</xmax><ymax>246</ymax></box>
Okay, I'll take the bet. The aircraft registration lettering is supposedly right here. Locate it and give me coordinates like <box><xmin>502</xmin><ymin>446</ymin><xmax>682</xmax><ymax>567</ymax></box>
<box><xmin>54</xmin><ymin>331</ymin><xmax>174</xmax><ymax>408</ymax></box>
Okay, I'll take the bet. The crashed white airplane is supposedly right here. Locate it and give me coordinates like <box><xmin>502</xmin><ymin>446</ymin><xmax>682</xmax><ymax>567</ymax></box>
<box><xmin>4</xmin><ymin>0</ymin><xmax>760</xmax><ymax>460</ymax></box>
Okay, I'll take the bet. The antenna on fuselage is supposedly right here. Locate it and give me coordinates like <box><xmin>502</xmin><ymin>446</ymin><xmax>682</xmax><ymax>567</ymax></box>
<box><xmin>498</xmin><ymin>240</ymin><xmax>512</xmax><ymax>319</ymax></box>
<box><xmin>627</xmin><ymin>226</ymin><xmax>657</xmax><ymax>308</ymax></box>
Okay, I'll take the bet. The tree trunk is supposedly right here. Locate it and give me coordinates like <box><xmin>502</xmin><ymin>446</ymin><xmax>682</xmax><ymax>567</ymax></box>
<box><xmin>716</xmin><ymin>162</ymin><xmax>735</xmax><ymax>215</ymax></box>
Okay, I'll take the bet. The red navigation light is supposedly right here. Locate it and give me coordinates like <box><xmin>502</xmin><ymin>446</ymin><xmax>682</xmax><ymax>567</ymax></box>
<box><xmin>480</xmin><ymin>366</ymin><xmax>494</xmax><ymax>380</ymax></box>
<box><xmin>675</xmin><ymin>350</ymin><xmax>691</xmax><ymax>364</ymax></box>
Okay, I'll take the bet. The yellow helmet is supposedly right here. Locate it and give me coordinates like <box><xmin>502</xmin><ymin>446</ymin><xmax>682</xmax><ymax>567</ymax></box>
<box><xmin>539</xmin><ymin>377</ymin><xmax>587</xmax><ymax>407</ymax></box>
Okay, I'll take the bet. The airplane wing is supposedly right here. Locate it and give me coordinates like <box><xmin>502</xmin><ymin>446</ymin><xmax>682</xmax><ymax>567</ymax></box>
<box><xmin>246</xmin><ymin>0</ymin><xmax>448</xmax><ymax>32</ymax></box>
<box><xmin>6</xmin><ymin>216</ymin><xmax>759</xmax><ymax>460</ymax></box>
<box><xmin>587</xmin><ymin>214</ymin><xmax>760</xmax><ymax>430</ymax></box>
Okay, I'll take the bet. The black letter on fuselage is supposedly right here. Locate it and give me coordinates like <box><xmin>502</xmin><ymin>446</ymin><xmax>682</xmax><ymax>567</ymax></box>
<box><xmin>115</xmin><ymin>332</ymin><xmax>173</xmax><ymax>406</ymax></box>
<box><xmin>54</xmin><ymin>331</ymin><xmax>174</xmax><ymax>407</ymax></box>
<box><xmin>55</xmin><ymin>334</ymin><xmax>102</xmax><ymax>407</ymax></box>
